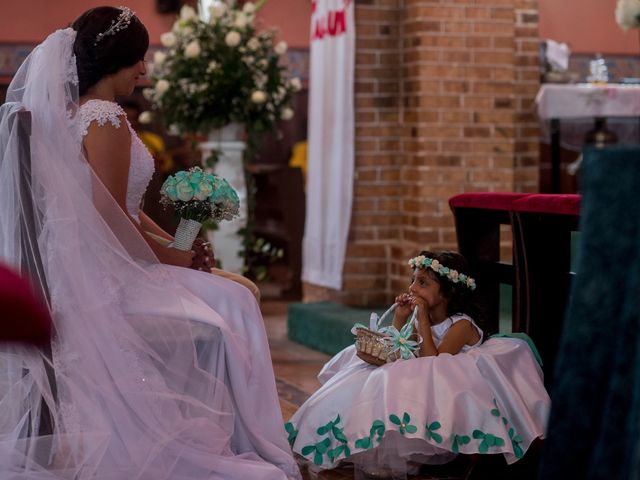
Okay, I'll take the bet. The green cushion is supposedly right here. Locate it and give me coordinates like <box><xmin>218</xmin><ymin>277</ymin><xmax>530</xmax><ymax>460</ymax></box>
<box><xmin>287</xmin><ymin>302</ymin><xmax>385</xmax><ymax>355</ymax></box>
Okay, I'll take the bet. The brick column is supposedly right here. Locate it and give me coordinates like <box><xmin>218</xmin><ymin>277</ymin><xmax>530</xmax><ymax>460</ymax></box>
<box><xmin>303</xmin><ymin>0</ymin><xmax>540</xmax><ymax>306</ymax></box>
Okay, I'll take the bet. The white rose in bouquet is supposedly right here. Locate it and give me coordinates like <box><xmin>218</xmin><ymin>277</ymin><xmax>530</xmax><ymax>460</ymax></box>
<box><xmin>185</xmin><ymin>40</ymin><xmax>201</xmax><ymax>58</ymax></box>
<box><xmin>234</xmin><ymin>12</ymin><xmax>249</xmax><ymax>29</ymax></box>
<box><xmin>153</xmin><ymin>51</ymin><xmax>167</xmax><ymax>65</ymax></box>
<box><xmin>616</xmin><ymin>0</ymin><xmax>640</xmax><ymax>30</ymax></box>
<box><xmin>180</xmin><ymin>5</ymin><xmax>197</xmax><ymax>21</ymax></box>
<box><xmin>155</xmin><ymin>79</ymin><xmax>170</xmax><ymax>96</ymax></box>
<box><xmin>289</xmin><ymin>77</ymin><xmax>302</xmax><ymax>92</ymax></box>
<box><xmin>275</xmin><ymin>41</ymin><xmax>288</xmax><ymax>56</ymax></box>
<box><xmin>225</xmin><ymin>31</ymin><xmax>242</xmax><ymax>47</ymax></box>
<box><xmin>138</xmin><ymin>111</ymin><xmax>153</xmax><ymax>124</ymax></box>
<box><xmin>209</xmin><ymin>2</ymin><xmax>227</xmax><ymax>21</ymax></box>
<box><xmin>160</xmin><ymin>32</ymin><xmax>177</xmax><ymax>48</ymax></box>
<box><xmin>251</xmin><ymin>90</ymin><xmax>267</xmax><ymax>104</ymax></box>
<box><xmin>280</xmin><ymin>107</ymin><xmax>294</xmax><ymax>120</ymax></box>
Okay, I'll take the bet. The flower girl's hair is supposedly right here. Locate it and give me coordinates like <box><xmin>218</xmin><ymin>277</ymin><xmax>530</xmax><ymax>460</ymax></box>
<box><xmin>413</xmin><ymin>250</ymin><xmax>482</xmax><ymax>322</ymax></box>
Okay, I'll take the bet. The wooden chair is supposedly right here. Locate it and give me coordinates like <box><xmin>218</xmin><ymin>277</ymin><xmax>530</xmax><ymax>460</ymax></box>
<box><xmin>0</xmin><ymin>103</ymin><xmax>56</xmax><ymax>436</ymax></box>
<box><xmin>511</xmin><ymin>194</ymin><xmax>580</xmax><ymax>385</ymax></box>
<box><xmin>449</xmin><ymin>192</ymin><xmax>531</xmax><ymax>336</ymax></box>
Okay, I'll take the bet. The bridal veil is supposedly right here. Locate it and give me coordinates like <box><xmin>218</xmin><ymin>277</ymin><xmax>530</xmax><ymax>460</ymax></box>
<box><xmin>0</xmin><ymin>28</ymin><xmax>298</xmax><ymax>480</ymax></box>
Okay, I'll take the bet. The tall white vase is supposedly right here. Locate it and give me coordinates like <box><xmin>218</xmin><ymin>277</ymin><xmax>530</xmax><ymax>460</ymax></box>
<box><xmin>199</xmin><ymin>123</ymin><xmax>247</xmax><ymax>274</ymax></box>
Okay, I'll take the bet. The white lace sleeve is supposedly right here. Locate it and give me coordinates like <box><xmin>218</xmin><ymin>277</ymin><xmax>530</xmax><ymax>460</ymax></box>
<box><xmin>78</xmin><ymin>100</ymin><xmax>128</xmax><ymax>138</ymax></box>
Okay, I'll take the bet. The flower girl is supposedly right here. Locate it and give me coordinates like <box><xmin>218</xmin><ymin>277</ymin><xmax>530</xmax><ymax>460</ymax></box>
<box><xmin>287</xmin><ymin>251</ymin><xmax>550</xmax><ymax>477</ymax></box>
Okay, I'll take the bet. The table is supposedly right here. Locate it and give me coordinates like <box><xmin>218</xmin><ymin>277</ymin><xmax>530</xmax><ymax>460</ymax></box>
<box><xmin>535</xmin><ymin>84</ymin><xmax>640</xmax><ymax>192</ymax></box>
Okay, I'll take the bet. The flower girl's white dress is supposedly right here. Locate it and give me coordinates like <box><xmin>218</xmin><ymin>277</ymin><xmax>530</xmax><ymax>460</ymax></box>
<box><xmin>287</xmin><ymin>314</ymin><xmax>550</xmax><ymax>475</ymax></box>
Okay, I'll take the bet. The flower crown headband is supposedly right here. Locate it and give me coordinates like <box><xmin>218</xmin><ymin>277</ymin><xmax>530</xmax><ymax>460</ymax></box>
<box><xmin>94</xmin><ymin>7</ymin><xmax>135</xmax><ymax>46</ymax></box>
<box><xmin>408</xmin><ymin>255</ymin><xmax>477</xmax><ymax>291</ymax></box>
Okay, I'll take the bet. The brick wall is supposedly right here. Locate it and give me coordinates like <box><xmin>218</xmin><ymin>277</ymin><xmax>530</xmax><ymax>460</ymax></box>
<box><xmin>303</xmin><ymin>0</ymin><xmax>540</xmax><ymax>306</ymax></box>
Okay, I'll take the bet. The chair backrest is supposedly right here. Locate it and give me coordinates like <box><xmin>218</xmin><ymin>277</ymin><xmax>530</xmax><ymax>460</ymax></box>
<box><xmin>0</xmin><ymin>103</ymin><xmax>50</xmax><ymax>306</ymax></box>
<box><xmin>0</xmin><ymin>103</ymin><xmax>56</xmax><ymax>436</ymax></box>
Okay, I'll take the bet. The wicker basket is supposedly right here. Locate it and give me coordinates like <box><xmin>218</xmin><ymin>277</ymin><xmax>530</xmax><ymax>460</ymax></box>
<box><xmin>353</xmin><ymin>303</ymin><xmax>417</xmax><ymax>366</ymax></box>
<box><xmin>355</xmin><ymin>328</ymin><xmax>400</xmax><ymax>366</ymax></box>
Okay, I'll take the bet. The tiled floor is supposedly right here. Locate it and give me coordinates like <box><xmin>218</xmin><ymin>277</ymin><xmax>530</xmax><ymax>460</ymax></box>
<box><xmin>262</xmin><ymin>301</ymin><xmax>478</xmax><ymax>480</ymax></box>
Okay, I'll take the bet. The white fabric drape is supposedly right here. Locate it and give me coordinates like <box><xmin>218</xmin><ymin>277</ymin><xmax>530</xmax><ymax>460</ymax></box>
<box><xmin>302</xmin><ymin>0</ymin><xmax>355</xmax><ymax>290</ymax></box>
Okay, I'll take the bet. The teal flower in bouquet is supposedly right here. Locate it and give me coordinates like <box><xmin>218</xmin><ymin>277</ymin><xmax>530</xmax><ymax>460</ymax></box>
<box><xmin>160</xmin><ymin>167</ymin><xmax>240</xmax><ymax>223</ymax></box>
<box><xmin>144</xmin><ymin>2</ymin><xmax>301</xmax><ymax>136</ymax></box>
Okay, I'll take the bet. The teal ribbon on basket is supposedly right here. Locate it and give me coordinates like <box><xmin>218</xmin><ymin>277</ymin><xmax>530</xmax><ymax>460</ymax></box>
<box><xmin>352</xmin><ymin>303</ymin><xmax>422</xmax><ymax>364</ymax></box>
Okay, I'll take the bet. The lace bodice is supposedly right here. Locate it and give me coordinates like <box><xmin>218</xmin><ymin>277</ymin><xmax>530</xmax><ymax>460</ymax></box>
<box><xmin>78</xmin><ymin>100</ymin><xmax>155</xmax><ymax>223</ymax></box>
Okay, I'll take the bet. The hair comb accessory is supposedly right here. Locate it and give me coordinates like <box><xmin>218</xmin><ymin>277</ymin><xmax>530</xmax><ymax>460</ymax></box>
<box><xmin>407</xmin><ymin>255</ymin><xmax>477</xmax><ymax>290</ymax></box>
<box><xmin>94</xmin><ymin>6</ymin><xmax>135</xmax><ymax>45</ymax></box>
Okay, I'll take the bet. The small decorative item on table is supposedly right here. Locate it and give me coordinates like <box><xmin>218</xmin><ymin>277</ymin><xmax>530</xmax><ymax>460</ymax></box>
<box><xmin>351</xmin><ymin>303</ymin><xmax>422</xmax><ymax>366</ymax></box>
<box><xmin>160</xmin><ymin>166</ymin><xmax>240</xmax><ymax>251</ymax></box>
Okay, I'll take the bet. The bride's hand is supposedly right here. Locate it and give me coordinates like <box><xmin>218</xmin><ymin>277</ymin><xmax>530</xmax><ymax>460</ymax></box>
<box><xmin>161</xmin><ymin>247</ymin><xmax>195</xmax><ymax>268</ymax></box>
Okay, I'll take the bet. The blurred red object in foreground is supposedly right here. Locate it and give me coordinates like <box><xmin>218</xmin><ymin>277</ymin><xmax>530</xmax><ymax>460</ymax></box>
<box><xmin>0</xmin><ymin>263</ymin><xmax>51</xmax><ymax>345</ymax></box>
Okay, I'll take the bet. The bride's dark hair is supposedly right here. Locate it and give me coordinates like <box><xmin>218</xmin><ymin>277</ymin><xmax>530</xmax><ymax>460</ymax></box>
<box><xmin>71</xmin><ymin>6</ymin><xmax>149</xmax><ymax>96</ymax></box>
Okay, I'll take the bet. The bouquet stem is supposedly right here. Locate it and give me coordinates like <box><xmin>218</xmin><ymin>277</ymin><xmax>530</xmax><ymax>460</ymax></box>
<box><xmin>173</xmin><ymin>218</ymin><xmax>202</xmax><ymax>251</ymax></box>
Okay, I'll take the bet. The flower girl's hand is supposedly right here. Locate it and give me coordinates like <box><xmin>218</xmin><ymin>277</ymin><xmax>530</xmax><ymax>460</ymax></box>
<box><xmin>394</xmin><ymin>293</ymin><xmax>413</xmax><ymax>317</ymax></box>
<box><xmin>163</xmin><ymin>247</ymin><xmax>195</xmax><ymax>268</ymax></box>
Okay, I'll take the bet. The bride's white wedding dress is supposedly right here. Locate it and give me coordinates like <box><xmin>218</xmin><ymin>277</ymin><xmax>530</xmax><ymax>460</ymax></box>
<box><xmin>0</xmin><ymin>29</ymin><xmax>300</xmax><ymax>480</ymax></box>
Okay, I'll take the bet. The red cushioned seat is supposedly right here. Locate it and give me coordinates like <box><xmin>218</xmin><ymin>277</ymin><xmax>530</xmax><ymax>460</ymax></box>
<box><xmin>512</xmin><ymin>194</ymin><xmax>580</xmax><ymax>216</ymax></box>
<box><xmin>449</xmin><ymin>192</ymin><xmax>531</xmax><ymax>211</ymax></box>
<box><xmin>0</xmin><ymin>263</ymin><xmax>51</xmax><ymax>345</ymax></box>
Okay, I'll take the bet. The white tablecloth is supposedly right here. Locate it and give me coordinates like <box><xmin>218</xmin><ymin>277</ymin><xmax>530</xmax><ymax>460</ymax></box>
<box><xmin>536</xmin><ymin>84</ymin><xmax>640</xmax><ymax>120</ymax></box>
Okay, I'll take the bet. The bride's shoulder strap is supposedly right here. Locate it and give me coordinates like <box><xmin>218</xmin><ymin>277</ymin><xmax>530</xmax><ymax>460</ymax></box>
<box><xmin>79</xmin><ymin>100</ymin><xmax>129</xmax><ymax>138</ymax></box>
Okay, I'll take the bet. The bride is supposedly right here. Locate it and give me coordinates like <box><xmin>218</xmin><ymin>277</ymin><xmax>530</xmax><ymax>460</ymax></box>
<box><xmin>0</xmin><ymin>6</ymin><xmax>300</xmax><ymax>479</ymax></box>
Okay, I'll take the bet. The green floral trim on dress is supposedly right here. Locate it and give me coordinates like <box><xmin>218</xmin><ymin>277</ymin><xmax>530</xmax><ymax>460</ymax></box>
<box><xmin>291</xmin><ymin>399</ymin><xmax>526</xmax><ymax>465</ymax></box>
<box><xmin>284</xmin><ymin>422</ymin><xmax>298</xmax><ymax>447</ymax></box>
<box><xmin>451</xmin><ymin>434</ymin><xmax>471</xmax><ymax>453</ymax></box>
<box><xmin>426</xmin><ymin>421</ymin><xmax>443</xmax><ymax>443</ymax></box>
<box><xmin>301</xmin><ymin>415</ymin><xmax>351</xmax><ymax>465</ymax></box>
<box><xmin>354</xmin><ymin>419</ymin><xmax>385</xmax><ymax>450</ymax></box>
<box><xmin>389</xmin><ymin>412</ymin><xmax>418</xmax><ymax>435</ymax></box>
<box><xmin>491</xmin><ymin>398</ymin><xmax>525</xmax><ymax>459</ymax></box>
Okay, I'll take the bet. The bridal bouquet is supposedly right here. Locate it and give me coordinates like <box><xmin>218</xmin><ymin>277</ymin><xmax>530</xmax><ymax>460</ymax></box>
<box><xmin>160</xmin><ymin>167</ymin><xmax>240</xmax><ymax>250</ymax></box>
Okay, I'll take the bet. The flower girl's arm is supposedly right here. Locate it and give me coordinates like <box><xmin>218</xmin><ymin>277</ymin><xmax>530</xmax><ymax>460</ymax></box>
<box><xmin>83</xmin><ymin>118</ymin><xmax>194</xmax><ymax>268</ymax></box>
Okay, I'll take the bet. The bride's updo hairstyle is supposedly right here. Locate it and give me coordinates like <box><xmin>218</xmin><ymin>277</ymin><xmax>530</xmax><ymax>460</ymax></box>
<box><xmin>71</xmin><ymin>6</ymin><xmax>149</xmax><ymax>96</ymax></box>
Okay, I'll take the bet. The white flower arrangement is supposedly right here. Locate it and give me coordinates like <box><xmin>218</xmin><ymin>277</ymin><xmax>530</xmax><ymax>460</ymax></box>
<box><xmin>146</xmin><ymin>1</ymin><xmax>300</xmax><ymax>136</ymax></box>
<box><xmin>616</xmin><ymin>0</ymin><xmax>640</xmax><ymax>31</ymax></box>
<box><xmin>160</xmin><ymin>167</ymin><xmax>240</xmax><ymax>250</ymax></box>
